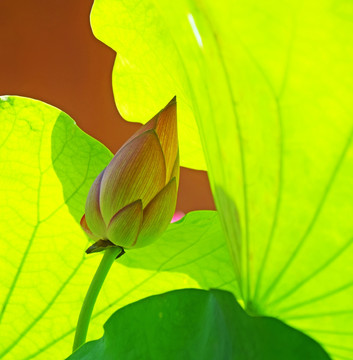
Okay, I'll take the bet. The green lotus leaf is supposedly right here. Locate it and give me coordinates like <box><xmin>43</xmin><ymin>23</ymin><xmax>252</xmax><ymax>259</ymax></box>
<box><xmin>68</xmin><ymin>289</ymin><xmax>330</xmax><ymax>360</ymax></box>
<box><xmin>91</xmin><ymin>1</ymin><xmax>353</xmax><ymax>359</ymax></box>
<box><xmin>0</xmin><ymin>96</ymin><xmax>234</xmax><ymax>359</ymax></box>
<box><xmin>90</xmin><ymin>0</ymin><xmax>206</xmax><ymax>170</ymax></box>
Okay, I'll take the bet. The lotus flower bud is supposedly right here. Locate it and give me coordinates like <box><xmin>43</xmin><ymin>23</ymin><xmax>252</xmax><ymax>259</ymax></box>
<box><xmin>80</xmin><ymin>97</ymin><xmax>179</xmax><ymax>252</ymax></box>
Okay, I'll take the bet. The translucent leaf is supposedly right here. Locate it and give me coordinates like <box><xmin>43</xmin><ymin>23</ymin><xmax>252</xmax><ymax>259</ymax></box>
<box><xmin>91</xmin><ymin>1</ymin><xmax>353</xmax><ymax>358</ymax></box>
<box><xmin>0</xmin><ymin>97</ymin><xmax>234</xmax><ymax>358</ymax></box>
<box><xmin>90</xmin><ymin>0</ymin><xmax>206</xmax><ymax>170</ymax></box>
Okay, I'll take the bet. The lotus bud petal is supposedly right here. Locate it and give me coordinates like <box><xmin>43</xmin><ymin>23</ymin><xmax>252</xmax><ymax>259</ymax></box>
<box><xmin>99</xmin><ymin>130</ymin><xmax>166</xmax><ymax>224</ymax></box>
<box><xmin>171</xmin><ymin>211</ymin><xmax>185</xmax><ymax>223</ymax></box>
<box><xmin>137</xmin><ymin>178</ymin><xmax>177</xmax><ymax>248</ymax></box>
<box><xmin>170</xmin><ymin>152</ymin><xmax>180</xmax><ymax>189</ymax></box>
<box><xmin>154</xmin><ymin>98</ymin><xmax>178</xmax><ymax>180</ymax></box>
<box><xmin>106</xmin><ymin>200</ymin><xmax>143</xmax><ymax>248</ymax></box>
<box><xmin>80</xmin><ymin>215</ymin><xmax>100</xmax><ymax>241</ymax></box>
<box><xmin>126</xmin><ymin>97</ymin><xmax>178</xmax><ymax>182</ymax></box>
<box><xmin>84</xmin><ymin>170</ymin><xmax>106</xmax><ymax>238</ymax></box>
<box><xmin>81</xmin><ymin>97</ymin><xmax>179</xmax><ymax>251</ymax></box>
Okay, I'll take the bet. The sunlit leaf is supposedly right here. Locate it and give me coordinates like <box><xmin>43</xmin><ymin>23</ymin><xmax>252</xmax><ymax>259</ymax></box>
<box><xmin>0</xmin><ymin>97</ymin><xmax>234</xmax><ymax>358</ymax></box>
<box><xmin>91</xmin><ymin>1</ymin><xmax>353</xmax><ymax>358</ymax></box>
<box><xmin>90</xmin><ymin>0</ymin><xmax>206</xmax><ymax>170</ymax></box>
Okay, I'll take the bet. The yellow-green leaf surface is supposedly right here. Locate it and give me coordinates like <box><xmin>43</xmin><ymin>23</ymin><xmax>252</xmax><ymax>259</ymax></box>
<box><xmin>0</xmin><ymin>97</ymin><xmax>236</xmax><ymax>359</ymax></box>
<box><xmin>91</xmin><ymin>1</ymin><xmax>353</xmax><ymax>359</ymax></box>
<box><xmin>90</xmin><ymin>0</ymin><xmax>206</xmax><ymax>170</ymax></box>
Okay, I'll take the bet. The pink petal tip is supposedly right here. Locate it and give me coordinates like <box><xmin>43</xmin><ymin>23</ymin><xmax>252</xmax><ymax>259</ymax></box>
<box><xmin>171</xmin><ymin>211</ymin><xmax>185</xmax><ymax>223</ymax></box>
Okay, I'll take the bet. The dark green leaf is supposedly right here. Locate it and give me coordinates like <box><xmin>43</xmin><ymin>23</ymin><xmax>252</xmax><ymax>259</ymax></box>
<box><xmin>68</xmin><ymin>289</ymin><xmax>330</xmax><ymax>360</ymax></box>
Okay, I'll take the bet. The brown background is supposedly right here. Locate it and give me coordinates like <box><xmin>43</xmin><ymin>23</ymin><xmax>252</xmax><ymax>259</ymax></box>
<box><xmin>0</xmin><ymin>0</ymin><xmax>215</xmax><ymax>213</ymax></box>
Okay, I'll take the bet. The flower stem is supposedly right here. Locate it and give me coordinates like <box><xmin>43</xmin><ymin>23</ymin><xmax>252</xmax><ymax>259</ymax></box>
<box><xmin>73</xmin><ymin>246</ymin><xmax>123</xmax><ymax>352</ymax></box>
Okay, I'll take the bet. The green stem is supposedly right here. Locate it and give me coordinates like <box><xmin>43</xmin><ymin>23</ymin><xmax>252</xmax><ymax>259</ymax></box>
<box><xmin>73</xmin><ymin>246</ymin><xmax>123</xmax><ymax>352</ymax></box>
